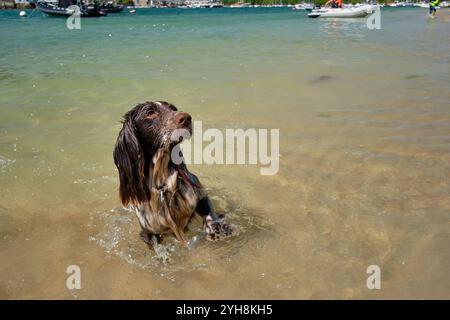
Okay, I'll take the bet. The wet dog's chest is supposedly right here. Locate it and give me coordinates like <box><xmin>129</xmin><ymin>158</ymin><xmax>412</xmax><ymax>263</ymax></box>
<box><xmin>135</xmin><ymin>148</ymin><xmax>201</xmax><ymax>236</ymax></box>
<box><xmin>136</xmin><ymin>178</ymin><xmax>199</xmax><ymax>235</ymax></box>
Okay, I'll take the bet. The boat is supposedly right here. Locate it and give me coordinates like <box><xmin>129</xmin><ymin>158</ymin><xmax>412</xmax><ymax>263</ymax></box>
<box><xmin>308</xmin><ymin>4</ymin><xmax>373</xmax><ymax>18</ymax></box>
<box><xmin>181</xmin><ymin>0</ymin><xmax>223</xmax><ymax>8</ymax></box>
<box><xmin>388</xmin><ymin>1</ymin><xmax>414</xmax><ymax>7</ymax></box>
<box><xmin>100</xmin><ymin>1</ymin><xmax>124</xmax><ymax>13</ymax></box>
<box><xmin>209</xmin><ymin>2</ymin><xmax>224</xmax><ymax>7</ymax></box>
<box><xmin>229</xmin><ymin>2</ymin><xmax>250</xmax><ymax>8</ymax></box>
<box><xmin>36</xmin><ymin>0</ymin><xmax>107</xmax><ymax>17</ymax></box>
<box><xmin>293</xmin><ymin>3</ymin><xmax>314</xmax><ymax>11</ymax></box>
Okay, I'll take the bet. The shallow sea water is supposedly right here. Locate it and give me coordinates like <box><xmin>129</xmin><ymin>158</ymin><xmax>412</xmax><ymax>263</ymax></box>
<box><xmin>0</xmin><ymin>7</ymin><xmax>449</xmax><ymax>299</ymax></box>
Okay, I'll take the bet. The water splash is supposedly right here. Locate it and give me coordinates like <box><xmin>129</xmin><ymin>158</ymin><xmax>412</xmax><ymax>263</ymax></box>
<box><xmin>89</xmin><ymin>190</ymin><xmax>273</xmax><ymax>277</ymax></box>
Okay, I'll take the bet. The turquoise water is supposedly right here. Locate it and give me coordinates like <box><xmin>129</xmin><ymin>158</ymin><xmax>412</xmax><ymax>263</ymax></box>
<box><xmin>0</xmin><ymin>8</ymin><xmax>449</xmax><ymax>299</ymax></box>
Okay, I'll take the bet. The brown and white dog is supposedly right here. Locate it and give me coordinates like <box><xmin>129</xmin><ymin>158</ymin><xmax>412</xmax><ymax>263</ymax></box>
<box><xmin>113</xmin><ymin>101</ymin><xmax>232</xmax><ymax>248</ymax></box>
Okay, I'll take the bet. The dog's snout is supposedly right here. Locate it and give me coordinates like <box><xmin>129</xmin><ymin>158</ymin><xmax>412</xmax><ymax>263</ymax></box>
<box><xmin>175</xmin><ymin>112</ymin><xmax>192</xmax><ymax>126</ymax></box>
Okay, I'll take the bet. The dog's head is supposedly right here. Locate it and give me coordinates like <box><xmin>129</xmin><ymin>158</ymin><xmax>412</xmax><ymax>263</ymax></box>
<box><xmin>113</xmin><ymin>101</ymin><xmax>192</xmax><ymax>206</ymax></box>
<box><xmin>125</xmin><ymin>101</ymin><xmax>192</xmax><ymax>148</ymax></box>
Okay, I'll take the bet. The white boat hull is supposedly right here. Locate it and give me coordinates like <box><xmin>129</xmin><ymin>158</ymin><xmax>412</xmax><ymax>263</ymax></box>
<box><xmin>308</xmin><ymin>5</ymin><xmax>373</xmax><ymax>18</ymax></box>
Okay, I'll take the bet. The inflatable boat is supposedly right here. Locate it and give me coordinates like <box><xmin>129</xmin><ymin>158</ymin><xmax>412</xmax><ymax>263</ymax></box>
<box><xmin>308</xmin><ymin>5</ymin><xmax>373</xmax><ymax>18</ymax></box>
<box><xmin>36</xmin><ymin>0</ymin><xmax>107</xmax><ymax>17</ymax></box>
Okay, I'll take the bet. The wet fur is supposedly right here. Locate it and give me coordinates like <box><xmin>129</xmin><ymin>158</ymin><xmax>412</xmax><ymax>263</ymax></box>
<box><xmin>113</xmin><ymin>101</ymin><xmax>231</xmax><ymax>247</ymax></box>
<box><xmin>137</xmin><ymin>148</ymin><xmax>200</xmax><ymax>244</ymax></box>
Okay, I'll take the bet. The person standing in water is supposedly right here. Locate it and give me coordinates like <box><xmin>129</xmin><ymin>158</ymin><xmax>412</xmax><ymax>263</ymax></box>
<box><xmin>429</xmin><ymin>0</ymin><xmax>440</xmax><ymax>18</ymax></box>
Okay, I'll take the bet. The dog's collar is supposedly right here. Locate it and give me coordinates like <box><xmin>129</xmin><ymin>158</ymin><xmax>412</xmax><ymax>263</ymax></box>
<box><xmin>153</xmin><ymin>184</ymin><xmax>169</xmax><ymax>203</ymax></box>
<box><xmin>152</xmin><ymin>179</ymin><xmax>181</xmax><ymax>203</ymax></box>
<box><xmin>154</xmin><ymin>184</ymin><xmax>168</xmax><ymax>193</ymax></box>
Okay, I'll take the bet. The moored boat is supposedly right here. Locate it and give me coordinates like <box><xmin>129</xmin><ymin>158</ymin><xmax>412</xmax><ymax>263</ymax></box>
<box><xmin>308</xmin><ymin>4</ymin><xmax>373</xmax><ymax>18</ymax></box>
<box><xmin>293</xmin><ymin>3</ymin><xmax>314</xmax><ymax>11</ymax></box>
<box><xmin>100</xmin><ymin>1</ymin><xmax>124</xmax><ymax>13</ymax></box>
<box><xmin>36</xmin><ymin>0</ymin><xmax>107</xmax><ymax>17</ymax></box>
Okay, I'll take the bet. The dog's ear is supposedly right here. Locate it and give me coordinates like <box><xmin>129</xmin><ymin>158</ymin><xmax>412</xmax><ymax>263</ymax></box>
<box><xmin>113</xmin><ymin>117</ymin><xmax>150</xmax><ymax>206</ymax></box>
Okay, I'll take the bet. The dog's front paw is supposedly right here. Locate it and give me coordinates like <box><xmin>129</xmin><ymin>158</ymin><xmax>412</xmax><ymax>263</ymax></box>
<box><xmin>205</xmin><ymin>219</ymin><xmax>233</xmax><ymax>241</ymax></box>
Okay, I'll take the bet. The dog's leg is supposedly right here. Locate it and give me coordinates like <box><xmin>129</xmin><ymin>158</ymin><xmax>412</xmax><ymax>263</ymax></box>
<box><xmin>140</xmin><ymin>229</ymin><xmax>171</xmax><ymax>263</ymax></box>
<box><xmin>195</xmin><ymin>196</ymin><xmax>233</xmax><ymax>241</ymax></box>
<box><xmin>139</xmin><ymin>229</ymin><xmax>162</xmax><ymax>247</ymax></box>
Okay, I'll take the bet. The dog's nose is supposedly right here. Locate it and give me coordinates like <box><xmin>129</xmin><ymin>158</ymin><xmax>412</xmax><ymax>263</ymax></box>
<box><xmin>175</xmin><ymin>112</ymin><xmax>192</xmax><ymax>126</ymax></box>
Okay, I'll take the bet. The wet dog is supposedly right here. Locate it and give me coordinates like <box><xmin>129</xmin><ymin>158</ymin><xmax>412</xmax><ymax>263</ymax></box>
<box><xmin>113</xmin><ymin>101</ymin><xmax>232</xmax><ymax>248</ymax></box>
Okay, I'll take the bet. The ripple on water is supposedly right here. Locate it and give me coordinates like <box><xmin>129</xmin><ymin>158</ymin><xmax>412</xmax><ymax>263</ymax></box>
<box><xmin>0</xmin><ymin>156</ymin><xmax>15</xmax><ymax>173</ymax></box>
<box><xmin>89</xmin><ymin>189</ymin><xmax>274</xmax><ymax>278</ymax></box>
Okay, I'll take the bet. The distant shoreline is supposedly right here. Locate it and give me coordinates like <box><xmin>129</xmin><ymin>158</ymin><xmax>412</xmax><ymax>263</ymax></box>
<box><xmin>0</xmin><ymin>1</ymin><xmax>442</xmax><ymax>11</ymax></box>
<box><xmin>1</xmin><ymin>2</ymin><xmax>33</xmax><ymax>9</ymax></box>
